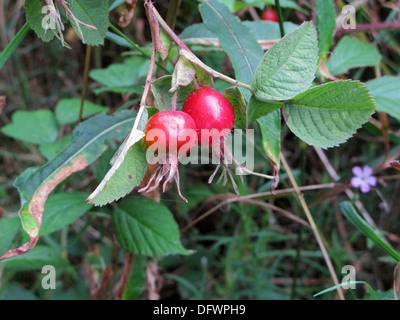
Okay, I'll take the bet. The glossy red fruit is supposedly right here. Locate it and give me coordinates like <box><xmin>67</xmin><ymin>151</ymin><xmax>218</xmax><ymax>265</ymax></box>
<box><xmin>261</xmin><ymin>8</ymin><xmax>278</xmax><ymax>22</ymax></box>
<box><xmin>182</xmin><ymin>86</ymin><xmax>235</xmax><ymax>145</ymax></box>
<box><xmin>144</xmin><ymin>111</ymin><xmax>197</xmax><ymax>154</ymax></box>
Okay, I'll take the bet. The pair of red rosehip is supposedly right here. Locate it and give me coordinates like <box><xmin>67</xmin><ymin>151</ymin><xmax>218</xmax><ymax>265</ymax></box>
<box><xmin>144</xmin><ymin>86</ymin><xmax>235</xmax><ymax>154</ymax></box>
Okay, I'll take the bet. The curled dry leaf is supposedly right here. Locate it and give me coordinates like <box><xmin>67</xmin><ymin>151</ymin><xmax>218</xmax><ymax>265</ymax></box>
<box><xmin>114</xmin><ymin>251</ymin><xmax>134</xmax><ymax>300</ymax></box>
<box><xmin>1</xmin><ymin>111</ymin><xmax>136</xmax><ymax>261</ymax></box>
<box><xmin>83</xmin><ymin>245</ymin><xmax>103</xmax><ymax>295</ymax></box>
<box><xmin>119</xmin><ymin>0</ymin><xmax>138</xmax><ymax>28</ymax></box>
<box><xmin>146</xmin><ymin>6</ymin><xmax>168</xmax><ymax>57</ymax></box>
<box><xmin>146</xmin><ymin>259</ymin><xmax>162</xmax><ymax>300</ymax></box>
<box><xmin>137</xmin><ymin>163</ymin><xmax>161</xmax><ymax>202</ymax></box>
<box><xmin>0</xmin><ymin>157</ymin><xmax>89</xmax><ymax>261</ymax></box>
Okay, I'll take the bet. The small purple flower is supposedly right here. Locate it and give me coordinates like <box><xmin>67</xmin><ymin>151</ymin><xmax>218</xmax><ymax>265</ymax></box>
<box><xmin>351</xmin><ymin>165</ymin><xmax>377</xmax><ymax>193</ymax></box>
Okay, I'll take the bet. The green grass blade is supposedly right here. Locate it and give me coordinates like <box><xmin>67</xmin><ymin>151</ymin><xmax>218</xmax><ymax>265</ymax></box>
<box><xmin>314</xmin><ymin>281</ymin><xmax>376</xmax><ymax>300</ymax></box>
<box><xmin>0</xmin><ymin>23</ymin><xmax>30</xmax><ymax>70</ymax></box>
<box><xmin>340</xmin><ymin>201</ymin><xmax>400</xmax><ymax>262</ymax></box>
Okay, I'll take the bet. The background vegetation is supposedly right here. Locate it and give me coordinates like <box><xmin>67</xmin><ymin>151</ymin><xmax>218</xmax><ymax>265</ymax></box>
<box><xmin>0</xmin><ymin>0</ymin><xmax>400</xmax><ymax>300</ymax></box>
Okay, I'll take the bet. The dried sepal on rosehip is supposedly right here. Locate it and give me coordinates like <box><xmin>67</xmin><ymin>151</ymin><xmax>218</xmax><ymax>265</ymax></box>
<box><xmin>139</xmin><ymin>110</ymin><xmax>197</xmax><ymax>202</ymax></box>
<box><xmin>182</xmin><ymin>86</ymin><xmax>275</xmax><ymax>194</ymax></box>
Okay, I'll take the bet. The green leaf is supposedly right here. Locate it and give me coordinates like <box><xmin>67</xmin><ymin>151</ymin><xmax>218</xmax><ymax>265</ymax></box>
<box><xmin>0</xmin><ymin>217</ymin><xmax>21</xmax><ymax>256</ymax></box>
<box><xmin>0</xmin><ymin>283</ymin><xmax>39</xmax><ymax>300</ymax></box>
<box><xmin>159</xmin><ymin>29</ymin><xmax>172</xmax><ymax>60</ymax></box>
<box><xmin>122</xmin><ymin>255</ymin><xmax>147</xmax><ymax>300</ymax></box>
<box><xmin>242</xmin><ymin>21</ymin><xmax>299</xmax><ymax>40</ymax></box>
<box><xmin>257</xmin><ymin>109</ymin><xmax>281</xmax><ymax>170</ymax></box>
<box><xmin>112</xmin><ymin>197</ymin><xmax>192</xmax><ymax>256</ymax></box>
<box><xmin>327</xmin><ymin>36</ymin><xmax>382</xmax><ymax>75</ymax></box>
<box><xmin>264</xmin><ymin>0</ymin><xmax>304</xmax><ymax>11</ymax></box>
<box><xmin>365</xmin><ymin>76</ymin><xmax>400</xmax><ymax>121</ymax></box>
<box><xmin>180</xmin><ymin>21</ymin><xmax>298</xmax><ymax>45</ymax></box>
<box><xmin>284</xmin><ymin>80</ymin><xmax>376</xmax><ymax>148</ymax></box>
<box><xmin>69</xmin><ymin>0</ymin><xmax>109</xmax><ymax>46</ymax></box>
<box><xmin>90</xmin><ymin>58</ymin><xmax>149</xmax><ymax>94</ymax></box>
<box><xmin>0</xmin><ymin>246</ymin><xmax>69</xmax><ymax>271</ymax></box>
<box><xmin>314</xmin><ymin>281</ymin><xmax>376</xmax><ymax>300</ymax></box>
<box><xmin>55</xmin><ymin>99</ymin><xmax>108</xmax><ymax>124</ymax></box>
<box><xmin>251</xmin><ymin>22</ymin><xmax>318</xmax><ymax>101</ymax></box>
<box><xmin>39</xmin><ymin>135</ymin><xmax>72</xmax><ymax>160</ymax></box>
<box><xmin>0</xmin><ymin>23</ymin><xmax>30</xmax><ymax>70</ymax></box>
<box><xmin>40</xmin><ymin>192</ymin><xmax>92</xmax><ymax>236</ymax></box>
<box><xmin>1</xmin><ymin>111</ymin><xmax>136</xmax><ymax>261</ymax></box>
<box><xmin>24</xmin><ymin>0</ymin><xmax>57</xmax><ymax>42</ymax></box>
<box><xmin>248</xmin><ymin>96</ymin><xmax>283</xmax><ymax>122</ymax></box>
<box><xmin>88</xmin><ymin>140</ymin><xmax>147</xmax><ymax>206</ymax></box>
<box><xmin>315</xmin><ymin>0</ymin><xmax>335</xmax><ymax>56</ymax></box>
<box><xmin>151</xmin><ymin>76</ymin><xmax>194</xmax><ymax>111</ymax></box>
<box><xmin>224</xmin><ymin>87</ymin><xmax>247</xmax><ymax>129</ymax></box>
<box><xmin>1</xmin><ymin>110</ymin><xmax>59</xmax><ymax>144</ymax></box>
<box><xmin>340</xmin><ymin>201</ymin><xmax>400</xmax><ymax>262</ymax></box>
<box><xmin>199</xmin><ymin>0</ymin><xmax>264</xmax><ymax>97</ymax></box>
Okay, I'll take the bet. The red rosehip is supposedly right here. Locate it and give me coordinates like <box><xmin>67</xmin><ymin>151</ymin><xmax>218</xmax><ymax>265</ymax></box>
<box><xmin>182</xmin><ymin>86</ymin><xmax>235</xmax><ymax>146</ymax></box>
<box><xmin>261</xmin><ymin>8</ymin><xmax>278</xmax><ymax>22</ymax></box>
<box><xmin>144</xmin><ymin>110</ymin><xmax>197</xmax><ymax>155</ymax></box>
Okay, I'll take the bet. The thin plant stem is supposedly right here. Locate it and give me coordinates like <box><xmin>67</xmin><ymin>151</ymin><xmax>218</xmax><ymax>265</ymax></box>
<box><xmin>109</xmin><ymin>22</ymin><xmax>170</xmax><ymax>73</ymax></box>
<box><xmin>181</xmin><ymin>194</ymin><xmax>310</xmax><ymax>234</ymax></box>
<box><xmin>79</xmin><ymin>45</ymin><xmax>92</xmax><ymax>123</ymax></box>
<box><xmin>275</xmin><ymin>0</ymin><xmax>285</xmax><ymax>37</ymax></box>
<box><xmin>148</xmin><ymin>2</ymin><xmax>253</xmax><ymax>92</ymax></box>
<box><xmin>130</xmin><ymin>1</ymin><xmax>158</xmax><ymax>131</ymax></box>
<box><xmin>155</xmin><ymin>0</ymin><xmax>181</xmax><ymax>77</ymax></box>
<box><xmin>280</xmin><ymin>152</ymin><xmax>345</xmax><ymax>301</ymax></box>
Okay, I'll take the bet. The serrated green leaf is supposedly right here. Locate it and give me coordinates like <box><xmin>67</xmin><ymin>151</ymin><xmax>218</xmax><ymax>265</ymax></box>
<box><xmin>40</xmin><ymin>192</ymin><xmax>92</xmax><ymax>236</ymax></box>
<box><xmin>69</xmin><ymin>0</ymin><xmax>109</xmax><ymax>46</ymax></box>
<box><xmin>328</xmin><ymin>36</ymin><xmax>382</xmax><ymax>75</ymax></box>
<box><xmin>1</xmin><ymin>110</ymin><xmax>59</xmax><ymax>145</ymax></box>
<box><xmin>251</xmin><ymin>22</ymin><xmax>318</xmax><ymax>101</ymax></box>
<box><xmin>55</xmin><ymin>98</ymin><xmax>108</xmax><ymax>124</ymax></box>
<box><xmin>340</xmin><ymin>201</ymin><xmax>400</xmax><ymax>262</ymax></box>
<box><xmin>24</xmin><ymin>0</ymin><xmax>58</xmax><ymax>42</ymax></box>
<box><xmin>284</xmin><ymin>81</ymin><xmax>376</xmax><ymax>148</ymax></box>
<box><xmin>257</xmin><ymin>109</ymin><xmax>281</xmax><ymax>170</ymax></box>
<box><xmin>315</xmin><ymin>0</ymin><xmax>335</xmax><ymax>56</ymax></box>
<box><xmin>151</xmin><ymin>75</ymin><xmax>194</xmax><ymax>111</ymax></box>
<box><xmin>1</xmin><ymin>111</ymin><xmax>136</xmax><ymax>262</ymax></box>
<box><xmin>248</xmin><ymin>96</ymin><xmax>283</xmax><ymax>122</ymax></box>
<box><xmin>89</xmin><ymin>140</ymin><xmax>147</xmax><ymax>206</ymax></box>
<box><xmin>224</xmin><ymin>87</ymin><xmax>247</xmax><ymax>129</ymax></box>
<box><xmin>112</xmin><ymin>197</ymin><xmax>192</xmax><ymax>256</ymax></box>
<box><xmin>366</xmin><ymin>76</ymin><xmax>400</xmax><ymax>120</ymax></box>
<box><xmin>199</xmin><ymin>0</ymin><xmax>264</xmax><ymax>100</ymax></box>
